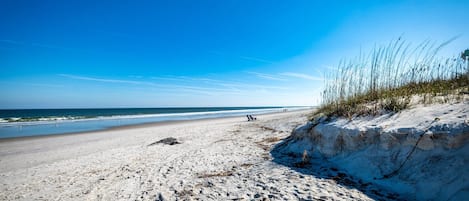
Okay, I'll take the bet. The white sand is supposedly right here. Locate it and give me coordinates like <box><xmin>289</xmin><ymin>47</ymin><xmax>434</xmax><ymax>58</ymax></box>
<box><xmin>0</xmin><ymin>110</ymin><xmax>391</xmax><ymax>200</ymax></box>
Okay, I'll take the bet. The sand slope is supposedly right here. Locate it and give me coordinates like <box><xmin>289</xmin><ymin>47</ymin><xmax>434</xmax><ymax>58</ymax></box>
<box><xmin>275</xmin><ymin>102</ymin><xmax>469</xmax><ymax>201</ymax></box>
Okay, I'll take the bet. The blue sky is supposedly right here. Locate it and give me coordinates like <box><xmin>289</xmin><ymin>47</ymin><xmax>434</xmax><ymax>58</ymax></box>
<box><xmin>1</xmin><ymin>0</ymin><xmax>468</xmax><ymax>108</ymax></box>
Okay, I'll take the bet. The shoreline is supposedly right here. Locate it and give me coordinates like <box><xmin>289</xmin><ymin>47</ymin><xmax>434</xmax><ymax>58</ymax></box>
<box><xmin>0</xmin><ymin>109</ymin><xmax>308</xmax><ymax>142</ymax></box>
<box><xmin>0</xmin><ymin>109</ymin><xmax>309</xmax><ymax>142</ymax></box>
<box><xmin>0</xmin><ymin>106</ymin><xmax>305</xmax><ymax>125</ymax></box>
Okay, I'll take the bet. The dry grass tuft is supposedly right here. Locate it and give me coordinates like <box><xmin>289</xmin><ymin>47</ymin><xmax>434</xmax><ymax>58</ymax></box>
<box><xmin>240</xmin><ymin>163</ymin><xmax>253</xmax><ymax>168</ymax></box>
<box><xmin>262</xmin><ymin>137</ymin><xmax>283</xmax><ymax>143</ymax></box>
<box><xmin>316</xmin><ymin>38</ymin><xmax>468</xmax><ymax>118</ymax></box>
<box><xmin>213</xmin><ymin>138</ymin><xmax>234</xmax><ymax>144</ymax></box>
<box><xmin>259</xmin><ymin>126</ymin><xmax>279</xmax><ymax>132</ymax></box>
<box><xmin>255</xmin><ymin>137</ymin><xmax>283</xmax><ymax>151</ymax></box>
<box><xmin>255</xmin><ymin>142</ymin><xmax>270</xmax><ymax>151</ymax></box>
<box><xmin>197</xmin><ymin>170</ymin><xmax>234</xmax><ymax>178</ymax></box>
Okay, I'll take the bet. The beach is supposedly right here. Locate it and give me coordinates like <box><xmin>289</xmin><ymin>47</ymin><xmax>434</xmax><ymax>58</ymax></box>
<box><xmin>2</xmin><ymin>0</ymin><xmax>467</xmax><ymax>200</ymax></box>
<box><xmin>0</xmin><ymin>109</ymin><xmax>389</xmax><ymax>200</ymax></box>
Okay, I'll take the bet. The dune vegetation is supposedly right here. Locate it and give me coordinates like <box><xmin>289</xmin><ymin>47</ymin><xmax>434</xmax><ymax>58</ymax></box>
<box><xmin>314</xmin><ymin>38</ymin><xmax>469</xmax><ymax>119</ymax></box>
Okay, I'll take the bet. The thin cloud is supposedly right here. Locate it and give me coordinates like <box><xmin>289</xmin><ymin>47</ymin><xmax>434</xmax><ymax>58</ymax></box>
<box><xmin>59</xmin><ymin>74</ymin><xmax>248</xmax><ymax>93</ymax></box>
<box><xmin>175</xmin><ymin>76</ymin><xmax>221</xmax><ymax>83</ymax></box>
<box><xmin>59</xmin><ymin>74</ymin><xmax>290</xmax><ymax>97</ymax></box>
<box><xmin>151</xmin><ymin>76</ymin><xmax>188</xmax><ymax>82</ymax></box>
<box><xmin>217</xmin><ymin>82</ymin><xmax>289</xmax><ymax>90</ymax></box>
<box><xmin>155</xmin><ymin>76</ymin><xmax>289</xmax><ymax>92</ymax></box>
<box><xmin>246</xmin><ymin>71</ymin><xmax>288</xmax><ymax>81</ymax></box>
<box><xmin>151</xmin><ymin>76</ymin><xmax>220</xmax><ymax>83</ymax></box>
<box><xmin>58</xmin><ymin>74</ymin><xmax>145</xmax><ymax>85</ymax></box>
<box><xmin>28</xmin><ymin>83</ymin><xmax>64</xmax><ymax>88</ymax></box>
<box><xmin>280</xmin><ymin>72</ymin><xmax>323</xmax><ymax>81</ymax></box>
<box><xmin>191</xmin><ymin>77</ymin><xmax>220</xmax><ymax>82</ymax></box>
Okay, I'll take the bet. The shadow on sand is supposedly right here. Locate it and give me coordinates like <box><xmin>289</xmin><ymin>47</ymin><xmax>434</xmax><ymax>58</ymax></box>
<box><xmin>270</xmin><ymin>139</ymin><xmax>402</xmax><ymax>201</ymax></box>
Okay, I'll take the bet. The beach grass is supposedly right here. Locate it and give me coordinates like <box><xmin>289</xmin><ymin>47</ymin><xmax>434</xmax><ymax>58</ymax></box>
<box><xmin>314</xmin><ymin>38</ymin><xmax>469</xmax><ymax>118</ymax></box>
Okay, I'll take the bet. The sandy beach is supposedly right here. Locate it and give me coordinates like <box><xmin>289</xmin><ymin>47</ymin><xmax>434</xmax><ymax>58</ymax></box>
<box><xmin>0</xmin><ymin>110</ymin><xmax>395</xmax><ymax>200</ymax></box>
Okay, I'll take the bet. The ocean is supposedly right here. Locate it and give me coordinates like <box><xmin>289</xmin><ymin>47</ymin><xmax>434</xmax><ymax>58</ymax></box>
<box><xmin>0</xmin><ymin>107</ymin><xmax>307</xmax><ymax>139</ymax></box>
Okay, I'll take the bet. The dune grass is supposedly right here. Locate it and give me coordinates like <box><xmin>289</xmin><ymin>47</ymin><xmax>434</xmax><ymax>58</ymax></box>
<box><xmin>315</xmin><ymin>38</ymin><xmax>469</xmax><ymax>119</ymax></box>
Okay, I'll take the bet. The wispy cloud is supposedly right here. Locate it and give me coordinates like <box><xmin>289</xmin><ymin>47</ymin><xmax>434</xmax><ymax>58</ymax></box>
<box><xmin>151</xmin><ymin>76</ymin><xmax>220</xmax><ymax>83</ymax></box>
<box><xmin>216</xmin><ymin>82</ymin><xmax>289</xmax><ymax>90</ymax></box>
<box><xmin>59</xmin><ymin>74</ymin><xmax>256</xmax><ymax>94</ymax></box>
<box><xmin>280</xmin><ymin>72</ymin><xmax>323</xmax><ymax>81</ymax></box>
<box><xmin>246</xmin><ymin>71</ymin><xmax>288</xmax><ymax>81</ymax></box>
<box><xmin>28</xmin><ymin>83</ymin><xmax>65</xmax><ymax>88</ymax></box>
<box><xmin>58</xmin><ymin>74</ymin><xmax>146</xmax><ymax>85</ymax></box>
<box><xmin>59</xmin><ymin>74</ymin><xmax>292</xmax><ymax>97</ymax></box>
<box><xmin>151</xmin><ymin>76</ymin><xmax>186</xmax><ymax>82</ymax></box>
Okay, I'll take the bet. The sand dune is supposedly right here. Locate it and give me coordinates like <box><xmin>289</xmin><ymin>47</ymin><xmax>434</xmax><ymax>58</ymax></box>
<box><xmin>276</xmin><ymin>103</ymin><xmax>468</xmax><ymax>200</ymax></box>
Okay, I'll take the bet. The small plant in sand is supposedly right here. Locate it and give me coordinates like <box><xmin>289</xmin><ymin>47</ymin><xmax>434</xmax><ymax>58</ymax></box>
<box><xmin>302</xmin><ymin>149</ymin><xmax>310</xmax><ymax>164</ymax></box>
<box><xmin>295</xmin><ymin>149</ymin><xmax>311</xmax><ymax>168</ymax></box>
<box><xmin>315</xmin><ymin>37</ymin><xmax>468</xmax><ymax>118</ymax></box>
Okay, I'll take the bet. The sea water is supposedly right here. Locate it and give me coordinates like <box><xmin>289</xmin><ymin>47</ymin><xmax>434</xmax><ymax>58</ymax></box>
<box><xmin>0</xmin><ymin>107</ymin><xmax>307</xmax><ymax>138</ymax></box>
